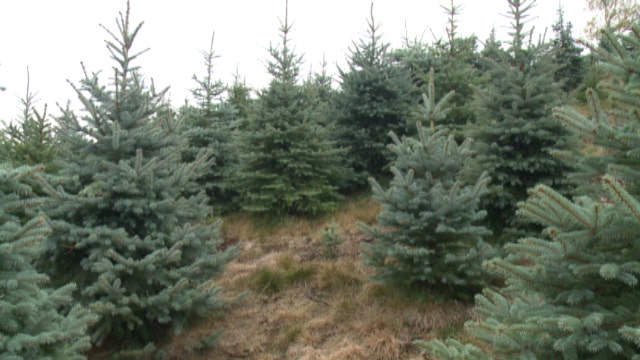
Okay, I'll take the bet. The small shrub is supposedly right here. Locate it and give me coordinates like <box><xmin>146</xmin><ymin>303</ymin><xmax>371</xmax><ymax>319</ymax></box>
<box><xmin>320</xmin><ymin>221</ymin><xmax>344</xmax><ymax>259</ymax></box>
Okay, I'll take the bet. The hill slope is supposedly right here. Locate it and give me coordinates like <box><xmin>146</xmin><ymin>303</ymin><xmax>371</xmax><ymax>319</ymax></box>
<box><xmin>160</xmin><ymin>196</ymin><xmax>474</xmax><ymax>359</ymax></box>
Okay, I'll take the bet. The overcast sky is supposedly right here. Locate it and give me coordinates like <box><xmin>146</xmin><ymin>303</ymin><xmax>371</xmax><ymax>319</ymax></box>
<box><xmin>0</xmin><ymin>0</ymin><xmax>592</xmax><ymax>122</ymax></box>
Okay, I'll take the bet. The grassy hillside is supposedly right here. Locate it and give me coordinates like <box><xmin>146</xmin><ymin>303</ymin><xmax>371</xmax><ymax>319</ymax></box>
<box><xmin>157</xmin><ymin>195</ymin><xmax>475</xmax><ymax>360</ymax></box>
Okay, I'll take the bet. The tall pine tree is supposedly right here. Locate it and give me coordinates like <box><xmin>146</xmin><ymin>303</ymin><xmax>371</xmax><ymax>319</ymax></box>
<box><xmin>234</xmin><ymin>1</ymin><xmax>346</xmax><ymax>216</ymax></box>
<box><xmin>0</xmin><ymin>164</ymin><xmax>96</xmax><ymax>360</ymax></box>
<box><xmin>335</xmin><ymin>3</ymin><xmax>415</xmax><ymax>186</ymax></box>
<box><xmin>41</xmin><ymin>3</ymin><xmax>235</xmax><ymax>350</ymax></box>
<box><xmin>470</xmin><ymin>0</ymin><xmax>576</xmax><ymax>243</ymax></box>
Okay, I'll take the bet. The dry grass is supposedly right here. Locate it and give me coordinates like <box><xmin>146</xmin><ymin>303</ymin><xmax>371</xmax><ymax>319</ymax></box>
<box><xmin>157</xmin><ymin>195</ymin><xmax>474</xmax><ymax>360</ymax></box>
<box><xmin>221</xmin><ymin>194</ymin><xmax>379</xmax><ymax>238</ymax></box>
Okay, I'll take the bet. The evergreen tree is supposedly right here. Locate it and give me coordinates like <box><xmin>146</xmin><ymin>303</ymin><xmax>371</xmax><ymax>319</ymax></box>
<box><xmin>391</xmin><ymin>5</ymin><xmax>480</xmax><ymax>138</ymax></box>
<box><xmin>227</xmin><ymin>68</ymin><xmax>252</xmax><ymax>124</ymax></box>
<box><xmin>302</xmin><ymin>57</ymin><xmax>335</xmax><ymax>127</ymax></box>
<box><xmin>388</xmin><ymin>38</ymin><xmax>431</xmax><ymax>94</ymax></box>
<box><xmin>360</xmin><ymin>73</ymin><xmax>493</xmax><ymax>294</ymax></box>
<box><xmin>471</xmin><ymin>0</ymin><xmax>576</xmax><ymax>243</ymax></box>
<box><xmin>41</xmin><ymin>3</ymin><xmax>235</xmax><ymax>350</ymax></box>
<box><xmin>551</xmin><ymin>4</ymin><xmax>585</xmax><ymax>93</ymax></box>
<box><xmin>0</xmin><ymin>72</ymin><xmax>57</xmax><ymax>172</ymax></box>
<box><xmin>428</xmin><ymin>0</ymin><xmax>480</xmax><ymax>133</ymax></box>
<box><xmin>234</xmin><ymin>2</ymin><xmax>346</xmax><ymax>216</ymax></box>
<box><xmin>423</xmin><ymin>178</ymin><xmax>640</xmax><ymax>359</ymax></box>
<box><xmin>335</xmin><ymin>4</ymin><xmax>415</xmax><ymax>185</ymax></box>
<box><xmin>302</xmin><ymin>59</ymin><xmax>354</xmax><ymax>191</ymax></box>
<box><xmin>477</xmin><ymin>27</ymin><xmax>507</xmax><ymax>72</ymax></box>
<box><xmin>0</xmin><ymin>164</ymin><xmax>96</xmax><ymax>360</ymax></box>
<box><xmin>180</xmin><ymin>33</ymin><xmax>239</xmax><ymax>213</ymax></box>
<box><xmin>423</xmin><ymin>24</ymin><xmax>640</xmax><ymax>360</ymax></box>
<box><xmin>553</xmin><ymin>25</ymin><xmax>640</xmax><ymax>199</ymax></box>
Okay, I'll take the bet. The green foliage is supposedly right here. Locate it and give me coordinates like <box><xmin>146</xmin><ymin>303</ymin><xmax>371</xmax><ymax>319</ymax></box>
<box><xmin>335</xmin><ymin>4</ymin><xmax>415</xmax><ymax>185</ymax></box>
<box><xmin>361</xmin><ymin>114</ymin><xmax>494</xmax><ymax>292</ymax></box>
<box><xmin>41</xmin><ymin>3</ymin><xmax>235</xmax><ymax>350</ymax></box>
<box><xmin>0</xmin><ymin>164</ymin><xmax>96</xmax><ymax>360</ymax></box>
<box><xmin>551</xmin><ymin>5</ymin><xmax>585</xmax><ymax>92</ymax></box>
<box><xmin>234</xmin><ymin>8</ymin><xmax>347</xmax><ymax>216</ymax></box>
<box><xmin>416</xmin><ymin>1</ymin><xmax>481</xmax><ymax>133</ymax></box>
<box><xmin>420</xmin><ymin>338</ymin><xmax>491</xmax><ymax>360</ymax></box>
<box><xmin>417</xmin><ymin>68</ymin><xmax>456</xmax><ymax>131</ymax></box>
<box><xmin>0</xmin><ymin>76</ymin><xmax>57</xmax><ymax>172</ymax></box>
<box><xmin>180</xmin><ymin>33</ymin><xmax>239</xmax><ymax>213</ymax></box>
<box><xmin>470</xmin><ymin>0</ymin><xmax>576</xmax><ymax>243</ymax></box>
<box><xmin>319</xmin><ymin>220</ymin><xmax>343</xmax><ymax>260</ymax></box>
<box><xmin>424</xmin><ymin>24</ymin><xmax>640</xmax><ymax>360</ymax></box>
<box><xmin>478</xmin><ymin>28</ymin><xmax>508</xmax><ymax>71</ymax></box>
<box><xmin>575</xmin><ymin>59</ymin><xmax>608</xmax><ymax>104</ymax></box>
<box><xmin>424</xmin><ymin>180</ymin><xmax>640</xmax><ymax>359</ymax></box>
<box><xmin>227</xmin><ymin>69</ymin><xmax>253</xmax><ymax>123</ymax></box>
<box><xmin>554</xmin><ymin>25</ymin><xmax>640</xmax><ymax>199</ymax></box>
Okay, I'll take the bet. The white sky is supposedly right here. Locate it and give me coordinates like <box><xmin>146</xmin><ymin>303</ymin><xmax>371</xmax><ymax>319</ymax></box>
<box><xmin>0</xmin><ymin>0</ymin><xmax>592</xmax><ymax>122</ymax></box>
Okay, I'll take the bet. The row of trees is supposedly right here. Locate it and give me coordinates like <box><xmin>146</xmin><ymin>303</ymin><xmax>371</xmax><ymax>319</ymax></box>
<box><xmin>422</xmin><ymin>20</ymin><xmax>640</xmax><ymax>358</ymax></box>
<box><xmin>0</xmin><ymin>0</ymin><xmax>610</xmax><ymax>358</ymax></box>
<box><xmin>0</xmin><ymin>3</ymin><xmax>235</xmax><ymax>358</ymax></box>
<box><xmin>354</xmin><ymin>0</ymin><xmax>640</xmax><ymax>358</ymax></box>
<box><xmin>1</xmin><ymin>1</ymin><xmax>589</xmax><ymax>218</ymax></box>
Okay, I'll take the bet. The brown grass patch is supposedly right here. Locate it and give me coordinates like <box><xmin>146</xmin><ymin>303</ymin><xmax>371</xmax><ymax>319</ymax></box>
<box><xmin>326</xmin><ymin>341</ymin><xmax>367</xmax><ymax>359</ymax></box>
<box><xmin>363</xmin><ymin>329</ymin><xmax>408</xmax><ymax>360</ymax></box>
<box><xmin>330</xmin><ymin>194</ymin><xmax>380</xmax><ymax>233</ymax></box>
<box><xmin>158</xmin><ymin>194</ymin><xmax>480</xmax><ymax>360</ymax></box>
<box><xmin>317</xmin><ymin>260</ymin><xmax>364</xmax><ymax>292</ymax></box>
<box><xmin>301</xmin><ymin>316</ymin><xmax>336</xmax><ymax>346</ymax></box>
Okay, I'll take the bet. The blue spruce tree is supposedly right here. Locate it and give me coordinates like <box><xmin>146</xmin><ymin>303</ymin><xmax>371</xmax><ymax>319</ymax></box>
<box><xmin>234</xmin><ymin>2</ymin><xmax>347</xmax><ymax>216</ymax></box>
<box><xmin>422</xmin><ymin>23</ymin><xmax>640</xmax><ymax>360</ymax></box>
<box><xmin>423</xmin><ymin>178</ymin><xmax>640</xmax><ymax>359</ymax></box>
<box><xmin>179</xmin><ymin>33</ymin><xmax>239</xmax><ymax>213</ymax></box>
<box><xmin>0</xmin><ymin>164</ymin><xmax>95</xmax><ymax>359</ymax></box>
<box><xmin>471</xmin><ymin>0</ymin><xmax>576</xmax><ymax>243</ymax></box>
<box><xmin>40</xmin><ymin>3</ymin><xmax>236</xmax><ymax>351</ymax></box>
<box><xmin>0</xmin><ymin>73</ymin><xmax>57</xmax><ymax>172</ymax></box>
<box><xmin>360</xmin><ymin>71</ymin><xmax>493</xmax><ymax>295</ymax></box>
<box><xmin>335</xmin><ymin>4</ymin><xmax>415</xmax><ymax>186</ymax></box>
<box><xmin>554</xmin><ymin>25</ymin><xmax>640</xmax><ymax>199</ymax></box>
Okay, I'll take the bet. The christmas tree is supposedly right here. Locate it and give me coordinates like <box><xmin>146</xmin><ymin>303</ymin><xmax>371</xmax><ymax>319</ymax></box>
<box><xmin>234</xmin><ymin>2</ymin><xmax>346</xmax><ymax>216</ymax></box>
<box><xmin>423</xmin><ymin>178</ymin><xmax>640</xmax><ymax>359</ymax></box>
<box><xmin>551</xmin><ymin>4</ymin><xmax>585</xmax><ymax>93</ymax></box>
<box><xmin>0</xmin><ymin>72</ymin><xmax>57</xmax><ymax>172</ymax></box>
<box><xmin>471</xmin><ymin>0</ymin><xmax>576</xmax><ymax>243</ymax></box>
<box><xmin>426</xmin><ymin>0</ymin><xmax>480</xmax><ymax>133</ymax></box>
<box><xmin>41</xmin><ymin>3</ymin><xmax>235</xmax><ymax>350</ymax></box>
<box><xmin>179</xmin><ymin>33</ymin><xmax>239</xmax><ymax>213</ymax></box>
<box><xmin>553</xmin><ymin>25</ymin><xmax>640</xmax><ymax>199</ymax></box>
<box><xmin>0</xmin><ymin>164</ymin><xmax>96</xmax><ymax>359</ymax></box>
<box><xmin>423</xmin><ymin>23</ymin><xmax>640</xmax><ymax>360</ymax></box>
<box><xmin>361</xmin><ymin>72</ymin><xmax>493</xmax><ymax>294</ymax></box>
<box><xmin>335</xmin><ymin>4</ymin><xmax>415</xmax><ymax>185</ymax></box>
